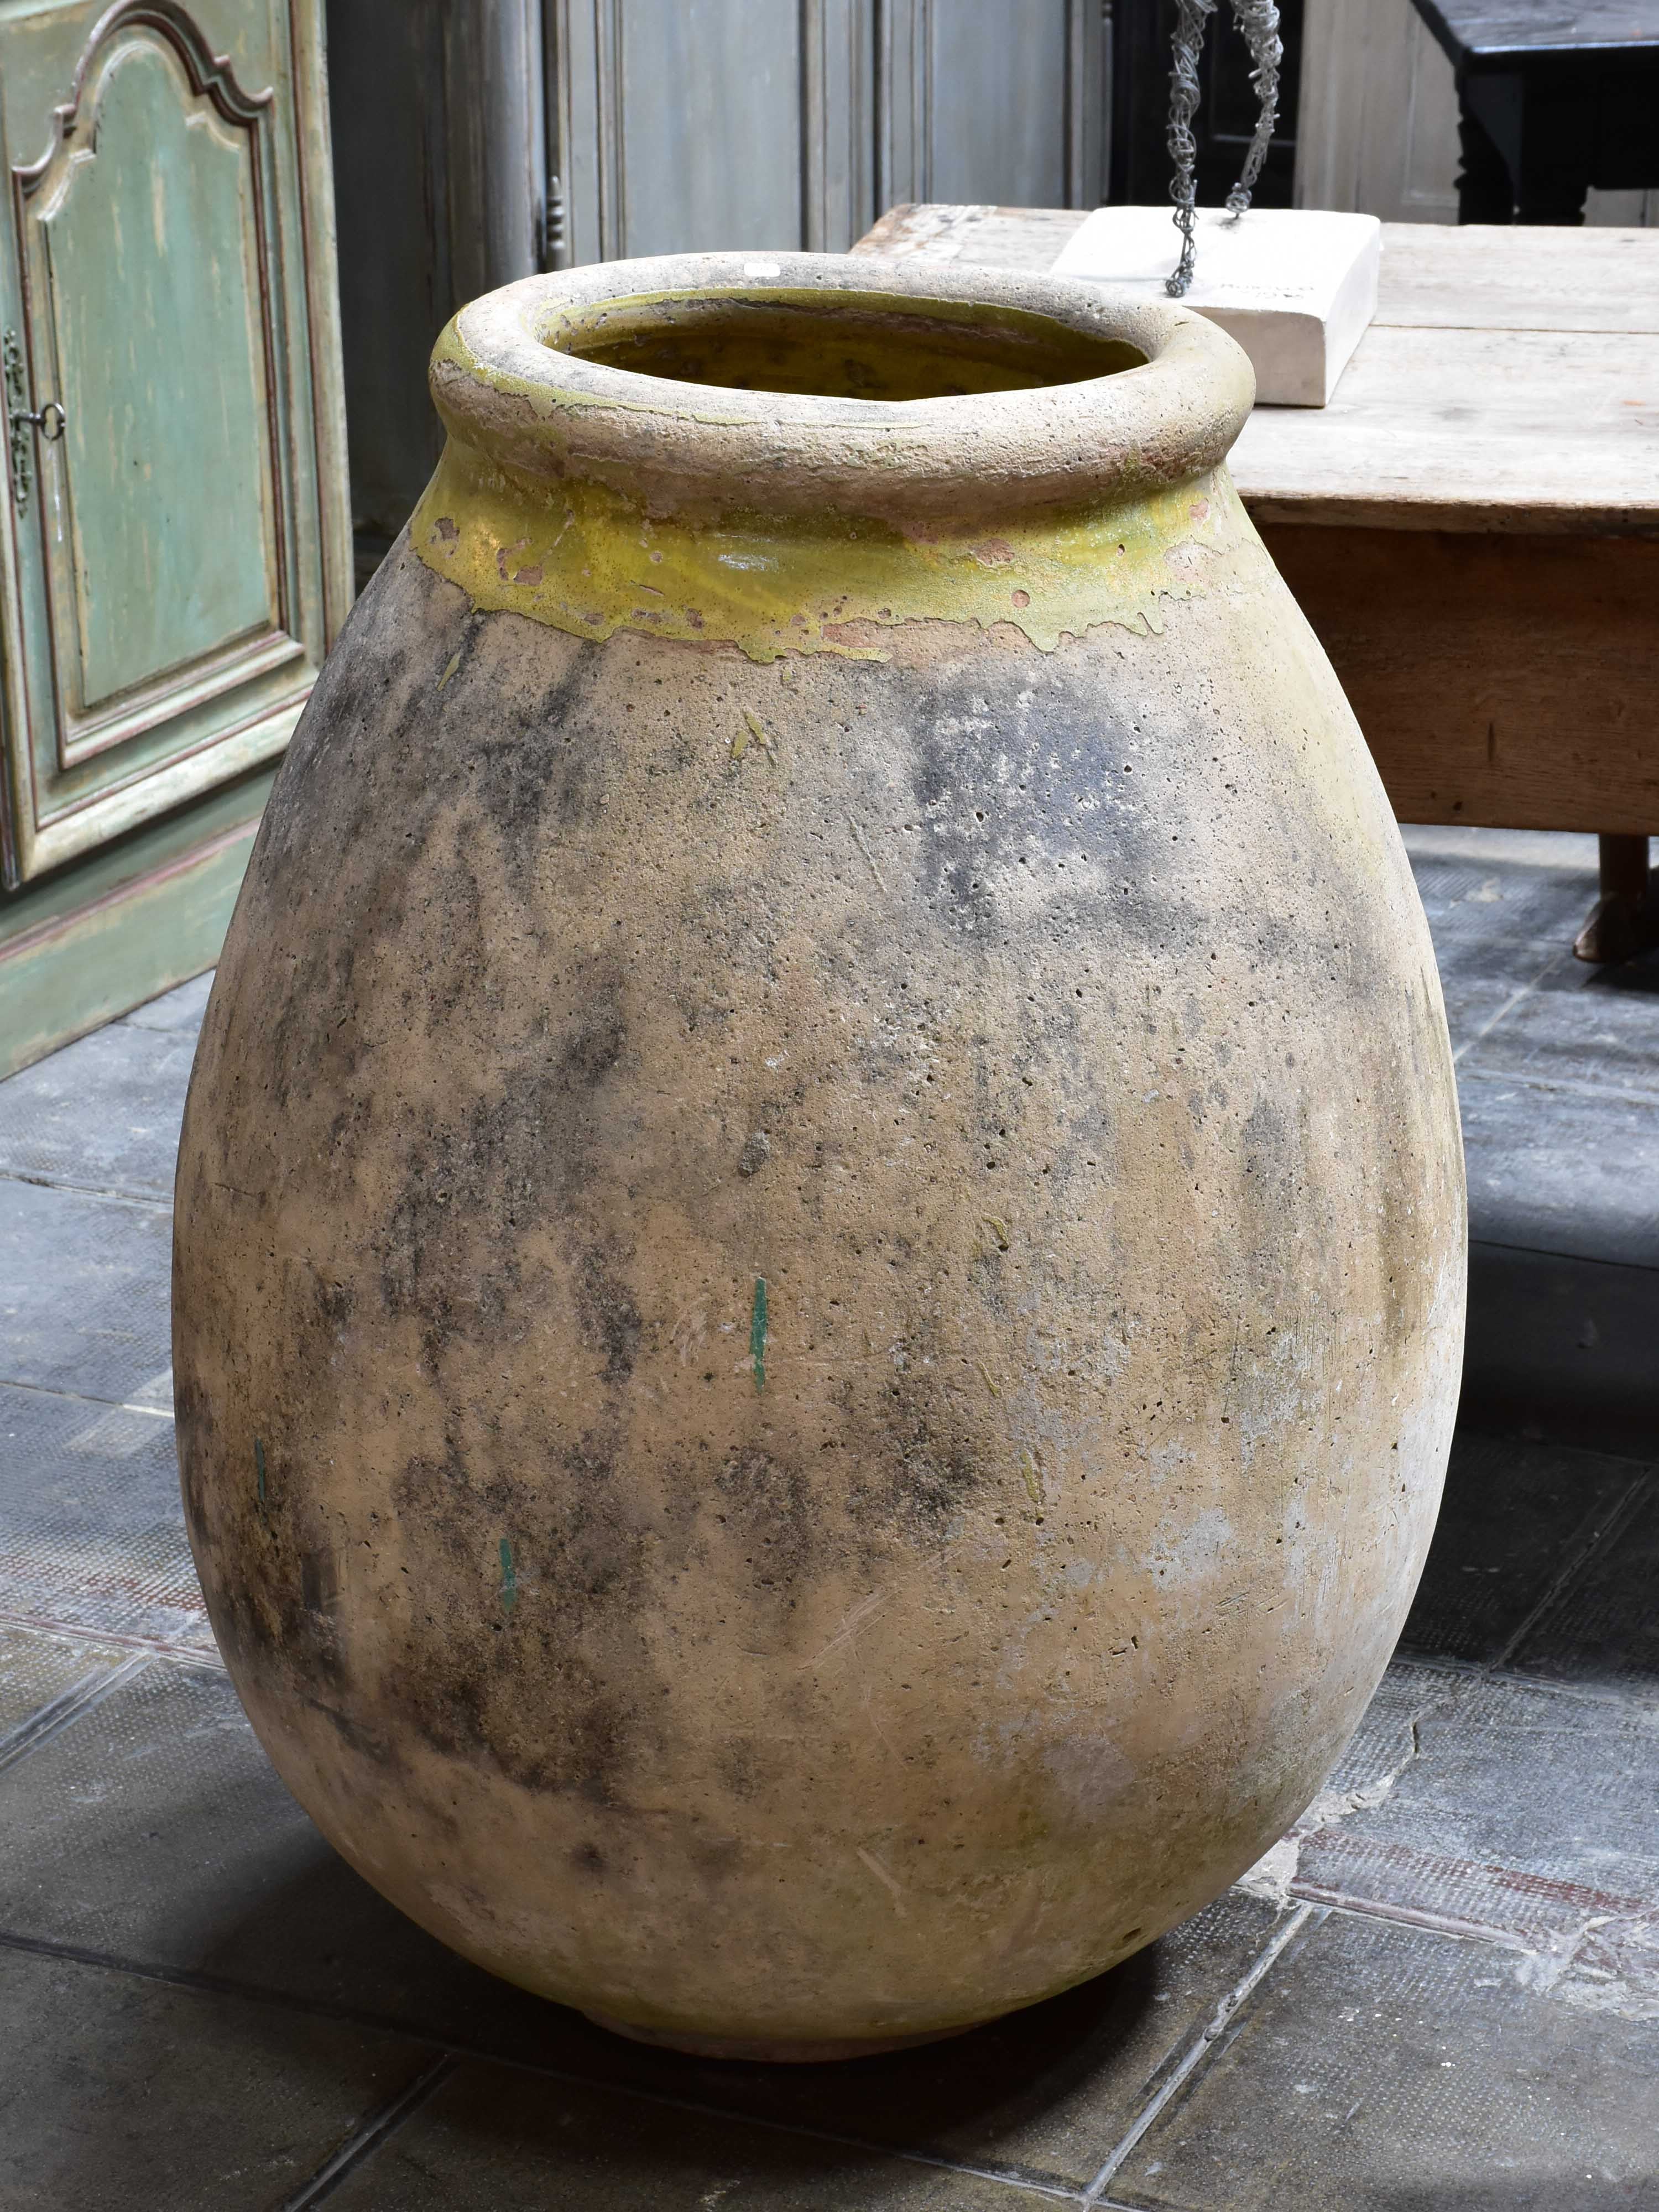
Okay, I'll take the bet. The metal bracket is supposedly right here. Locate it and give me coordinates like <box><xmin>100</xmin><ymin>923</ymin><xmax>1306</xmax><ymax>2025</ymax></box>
<box><xmin>4</xmin><ymin>330</ymin><xmax>65</xmax><ymax>515</ymax></box>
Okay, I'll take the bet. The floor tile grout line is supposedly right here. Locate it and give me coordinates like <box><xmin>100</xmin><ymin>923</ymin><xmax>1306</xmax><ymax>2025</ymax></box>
<box><xmin>1454</xmin><ymin>1062</ymin><xmax>1659</xmax><ymax>1112</ymax></box>
<box><xmin>0</xmin><ymin>1653</ymin><xmax>149</xmax><ymax>1777</ymax></box>
<box><xmin>1486</xmin><ymin>1471</ymin><xmax>1653</xmax><ymax>1674</ymax></box>
<box><xmin>1079</xmin><ymin>1903</ymin><xmax>1318</xmax><ymax>2204</ymax></box>
<box><xmin>463</xmin><ymin>2059</ymin><xmax>1093</xmax><ymax>2203</ymax></box>
<box><xmin>1387</xmin><ymin>1649</ymin><xmax>1486</xmax><ymax>1681</ymax></box>
<box><xmin>0</xmin><ymin>1166</ymin><xmax>173</xmax><ymax>1213</ymax></box>
<box><xmin>0</xmin><ymin>1929</ymin><xmax>1086</xmax><ymax>2203</ymax></box>
<box><xmin>1484</xmin><ymin>1665</ymin><xmax>1659</xmax><ymax>1713</ymax></box>
<box><xmin>0</xmin><ymin>1378</ymin><xmax>174</xmax><ymax>1417</ymax></box>
<box><xmin>275</xmin><ymin>2052</ymin><xmax>460</xmax><ymax>2211</ymax></box>
<box><xmin>0</xmin><ymin>1375</ymin><xmax>174</xmax><ymax>1414</ymax></box>
<box><xmin>0</xmin><ymin>1608</ymin><xmax>222</xmax><ymax>1670</ymax></box>
<box><xmin>0</xmin><ymin>1924</ymin><xmax>457</xmax><ymax>2038</ymax></box>
<box><xmin>1287</xmin><ymin>1885</ymin><xmax>1543</xmax><ymax>1953</ymax></box>
<box><xmin>1448</xmin><ymin>945</ymin><xmax>1567</xmax><ymax>1065</ymax></box>
<box><xmin>1287</xmin><ymin>1878</ymin><xmax>1659</xmax><ymax>1970</ymax></box>
<box><xmin>1392</xmin><ymin>1641</ymin><xmax>1659</xmax><ymax>1712</ymax></box>
<box><xmin>1466</xmin><ymin>1231</ymin><xmax>1659</xmax><ymax>1281</ymax></box>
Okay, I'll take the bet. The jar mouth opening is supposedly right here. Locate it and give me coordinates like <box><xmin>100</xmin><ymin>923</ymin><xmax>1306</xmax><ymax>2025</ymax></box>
<box><xmin>430</xmin><ymin>252</ymin><xmax>1255</xmax><ymax>523</ymax></box>
<box><xmin>541</xmin><ymin>288</ymin><xmax>1148</xmax><ymax>404</ymax></box>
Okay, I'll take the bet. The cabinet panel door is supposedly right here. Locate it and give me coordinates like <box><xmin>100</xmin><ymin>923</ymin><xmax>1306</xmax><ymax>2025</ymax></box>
<box><xmin>548</xmin><ymin>0</ymin><xmax>875</xmax><ymax>265</ymax></box>
<box><xmin>879</xmin><ymin>0</ymin><xmax>1108</xmax><ymax>213</ymax></box>
<box><xmin>617</xmin><ymin>0</ymin><xmax>803</xmax><ymax>258</ymax></box>
<box><xmin>0</xmin><ymin>0</ymin><xmax>349</xmax><ymax>885</ymax></box>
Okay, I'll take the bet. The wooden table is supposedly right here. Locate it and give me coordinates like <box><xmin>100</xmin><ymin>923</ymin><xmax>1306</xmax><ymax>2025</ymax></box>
<box><xmin>855</xmin><ymin>208</ymin><xmax>1659</xmax><ymax>961</ymax></box>
<box><xmin>1409</xmin><ymin>1</ymin><xmax>1659</xmax><ymax>224</ymax></box>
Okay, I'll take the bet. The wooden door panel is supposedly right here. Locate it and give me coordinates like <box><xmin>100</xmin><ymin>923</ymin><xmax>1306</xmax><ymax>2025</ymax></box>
<box><xmin>0</xmin><ymin>0</ymin><xmax>348</xmax><ymax>886</ymax></box>
<box><xmin>547</xmin><ymin>0</ymin><xmax>875</xmax><ymax>267</ymax></box>
<box><xmin>925</xmin><ymin>0</ymin><xmax>1071</xmax><ymax>207</ymax></box>
<box><xmin>615</xmin><ymin>0</ymin><xmax>802</xmax><ymax>257</ymax></box>
<box><xmin>879</xmin><ymin>0</ymin><xmax>1107</xmax><ymax>213</ymax></box>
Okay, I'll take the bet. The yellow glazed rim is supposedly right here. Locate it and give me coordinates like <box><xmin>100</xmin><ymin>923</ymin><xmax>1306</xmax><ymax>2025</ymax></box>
<box><xmin>413</xmin><ymin>252</ymin><xmax>1265</xmax><ymax>661</ymax></box>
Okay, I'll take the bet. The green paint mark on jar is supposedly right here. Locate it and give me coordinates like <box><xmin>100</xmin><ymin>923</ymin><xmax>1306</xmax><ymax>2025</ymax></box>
<box><xmin>750</xmin><ymin>1278</ymin><xmax>768</xmax><ymax>1393</ymax></box>
<box><xmin>499</xmin><ymin>1537</ymin><xmax>518</xmax><ymax>1613</ymax></box>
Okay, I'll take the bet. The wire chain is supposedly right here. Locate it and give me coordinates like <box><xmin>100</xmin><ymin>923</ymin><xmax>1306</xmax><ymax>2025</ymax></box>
<box><xmin>1225</xmin><ymin>0</ymin><xmax>1284</xmax><ymax>218</ymax></box>
<box><xmin>1165</xmin><ymin>0</ymin><xmax>1217</xmax><ymax>298</ymax></box>
<box><xmin>1165</xmin><ymin>0</ymin><xmax>1285</xmax><ymax>296</ymax></box>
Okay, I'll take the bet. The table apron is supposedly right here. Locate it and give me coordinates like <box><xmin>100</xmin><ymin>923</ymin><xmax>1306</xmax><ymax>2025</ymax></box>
<box><xmin>1257</xmin><ymin>523</ymin><xmax>1659</xmax><ymax>836</ymax></box>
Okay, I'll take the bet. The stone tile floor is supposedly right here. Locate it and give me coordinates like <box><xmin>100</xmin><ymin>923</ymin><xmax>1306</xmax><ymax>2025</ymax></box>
<box><xmin>1</xmin><ymin>829</ymin><xmax>1655</xmax><ymax>2209</ymax></box>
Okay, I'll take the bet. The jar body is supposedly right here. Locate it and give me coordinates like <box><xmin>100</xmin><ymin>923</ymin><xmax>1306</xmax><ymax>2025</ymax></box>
<box><xmin>175</xmin><ymin>343</ymin><xmax>1463</xmax><ymax>2056</ymax></box>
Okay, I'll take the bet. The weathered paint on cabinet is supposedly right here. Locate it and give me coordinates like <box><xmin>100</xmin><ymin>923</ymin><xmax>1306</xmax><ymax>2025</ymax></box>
<box><xmin>0</xmin><ymin>0</ymin><xmax>349</xmax><ymax>1073</ymax></box>
<box><xmin>0</xmin><ymin>764</ymin><xmax>274</xmax><ymax>1073</ymax></box>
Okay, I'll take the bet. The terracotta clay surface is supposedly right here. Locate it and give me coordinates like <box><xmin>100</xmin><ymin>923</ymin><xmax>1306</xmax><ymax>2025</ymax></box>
<box><xmin>173</xmin><ymin>253</ymin><xmax>1465</xmax><ymax>2059</ymax></box>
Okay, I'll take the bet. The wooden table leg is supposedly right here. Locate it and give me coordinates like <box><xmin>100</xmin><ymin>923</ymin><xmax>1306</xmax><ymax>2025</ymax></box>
<box><xmin>1574</xmin><ymin>834</ymin><xmax>1659</xmax><ymax>964</ymax></box>
<box><xmin>1459</xmin><ymin>70</ymin><xmax>1599</xmax><ymax>227</ymax></box>
<box><xmin>1456</xmin><ymin>105</ymin><xmax>1515</xmax><ymax>222</ymax></box>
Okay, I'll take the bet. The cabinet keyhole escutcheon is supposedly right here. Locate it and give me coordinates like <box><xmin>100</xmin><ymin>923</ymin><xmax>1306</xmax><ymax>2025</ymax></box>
<box><xmin>3</xmin><ymin>330</ymin><xmax>66</xmax><ymax>515</ymax></box>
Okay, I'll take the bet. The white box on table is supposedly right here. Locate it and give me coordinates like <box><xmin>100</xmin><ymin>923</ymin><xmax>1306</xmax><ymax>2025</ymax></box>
<box><xmin>1050</xmin><ymin>206</ymin><xmax>1381</xmax><ymax>408</ymax></box>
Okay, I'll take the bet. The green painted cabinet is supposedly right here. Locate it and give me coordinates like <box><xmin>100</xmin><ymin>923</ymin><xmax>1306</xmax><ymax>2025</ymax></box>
<box><xmin>0</xmin><ymin>0</ymin><xmax>348</xmax><ymax>1068</ymax></box>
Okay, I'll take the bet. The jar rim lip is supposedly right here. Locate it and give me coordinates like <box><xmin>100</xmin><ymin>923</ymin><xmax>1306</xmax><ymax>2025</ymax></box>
<box><xmin>429</xmin><ymin>251</ymin><xmax>1255</xmax><ymax>522</ymax></box>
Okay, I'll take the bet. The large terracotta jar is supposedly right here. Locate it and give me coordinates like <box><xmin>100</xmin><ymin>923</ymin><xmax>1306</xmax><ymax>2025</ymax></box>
<box><xmin>174</xmin><ymin>252</ymin><xmax>1465</xmax><ymax>2060</ymax></box>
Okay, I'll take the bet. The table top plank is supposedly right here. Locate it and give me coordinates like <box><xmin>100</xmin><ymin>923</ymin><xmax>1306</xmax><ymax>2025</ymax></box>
<box><xmin>854</xmin><ymin>206</ymin><xmax>1659</xmax><ymax>532</ymax></box>
<box><xmin>855</xmin><ymin>206</ymin><xmax>1659</xmax><ymax>333</ymax></box>
<box><xmin>1370</xmin><ymin>222</ymin><xmax>1659</xmax><ymax>333</ymax></box>
<box><xmin>1235</xmin><ymin>325</ymin><xmax>1659</xmax><ymax>532</ymax></box>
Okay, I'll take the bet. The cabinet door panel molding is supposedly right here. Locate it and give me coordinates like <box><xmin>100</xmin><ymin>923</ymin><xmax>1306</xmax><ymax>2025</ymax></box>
<box><xmin>0</xmin><ymin>0</ymin><xmax>349</xmax><ymax>888</ymax></box>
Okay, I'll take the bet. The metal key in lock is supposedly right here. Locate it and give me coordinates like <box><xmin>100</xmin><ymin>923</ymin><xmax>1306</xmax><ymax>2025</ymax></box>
<box><xmin>4</xmin><ymin>330</ymin><xmax>66</xmax><ymax>516</ymax></box>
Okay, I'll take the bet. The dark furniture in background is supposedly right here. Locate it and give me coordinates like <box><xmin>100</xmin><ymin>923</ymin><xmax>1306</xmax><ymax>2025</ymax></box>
<box><xmin>1412</xmin><ymin>0</ymin><xmax>1659</xmax><ymax>958</ymax></box>
<box><xmin>1410</xmin><ymin>0</ymin><xmax>1659</xmax><ymax>224</ymax></box>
